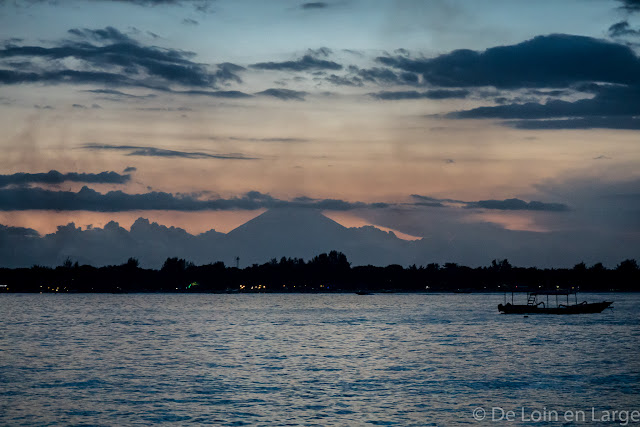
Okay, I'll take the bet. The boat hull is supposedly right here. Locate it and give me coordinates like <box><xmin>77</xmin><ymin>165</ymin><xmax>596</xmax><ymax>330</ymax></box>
<box><xmin>498</xmin><ymin>301</ymin><xmax>613</xmax><ymax>314</ymax></box>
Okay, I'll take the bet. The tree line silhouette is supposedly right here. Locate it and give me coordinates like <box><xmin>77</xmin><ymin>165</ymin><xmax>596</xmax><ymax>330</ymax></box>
<box><xmin>0</xmin><ymin>251</ymin><xmax>638</xmax><ymax>293</ymax></box>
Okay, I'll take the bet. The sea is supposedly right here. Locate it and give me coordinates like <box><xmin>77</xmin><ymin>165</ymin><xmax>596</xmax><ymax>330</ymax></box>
<box><xmin>1</xmin><ymin>293</ymin><xmax>639</xmax><ymax>426</ymax></box>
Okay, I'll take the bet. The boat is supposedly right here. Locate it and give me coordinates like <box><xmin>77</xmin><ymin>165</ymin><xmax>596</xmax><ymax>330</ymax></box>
<box><xmin>498</xmin><ymin>289</ymin><xmax>612</xmax><ymax>314</ymax></box>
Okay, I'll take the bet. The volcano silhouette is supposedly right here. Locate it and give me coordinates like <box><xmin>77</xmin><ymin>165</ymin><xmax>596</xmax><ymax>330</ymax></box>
<box><xmin>223</xmin><ymin>208</ymin><xmax>414</xmax><ymax>266</ymax></box>
<box><xmin>0</xmin><ymin>208</ymin><xmax>420</xmax><ymax>268</ymax></box>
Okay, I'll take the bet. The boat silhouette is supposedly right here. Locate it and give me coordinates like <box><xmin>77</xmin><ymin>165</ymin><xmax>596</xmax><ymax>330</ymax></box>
<box><xmin>498</xmin><ymin>289</ymin><xmax>612</xmax><ymax>314</ymax></box>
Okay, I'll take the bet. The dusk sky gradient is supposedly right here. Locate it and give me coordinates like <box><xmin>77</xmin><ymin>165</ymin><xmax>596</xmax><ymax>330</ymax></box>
<box><xmin>1</xmin><ymin>0</ymin><xmax>639</xmax><ymax>267</ymax></box>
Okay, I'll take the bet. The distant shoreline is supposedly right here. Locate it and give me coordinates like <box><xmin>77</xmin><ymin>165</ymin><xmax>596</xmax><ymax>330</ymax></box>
<box><xmin>1</xmin><ymin>252</ymin><xmax>638</xmax><ymax>294</ymax></box>
<box><xmin>1</xmin><ymin>290</ymin><xmax>634</xmax><ymax>295</ymax></box>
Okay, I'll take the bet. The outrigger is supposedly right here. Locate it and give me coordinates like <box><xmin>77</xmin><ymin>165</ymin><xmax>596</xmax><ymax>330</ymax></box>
<box><xmin>498</xmin><ymin>289</ymin><xmax>613</xmax><ymax>314</ymax></box>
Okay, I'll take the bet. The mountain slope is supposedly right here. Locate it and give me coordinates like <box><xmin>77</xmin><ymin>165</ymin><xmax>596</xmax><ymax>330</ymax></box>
<box><xmin>224</xmin><ymin>208</ymin><xmax>416</xmax><ymax>266</ymax></box>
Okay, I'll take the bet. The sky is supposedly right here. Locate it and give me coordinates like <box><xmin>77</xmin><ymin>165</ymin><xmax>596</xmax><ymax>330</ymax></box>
<box><xmin>0</xmin><ymin>0</ymin><xmax>639</xmax><ymax>267</ymax></box>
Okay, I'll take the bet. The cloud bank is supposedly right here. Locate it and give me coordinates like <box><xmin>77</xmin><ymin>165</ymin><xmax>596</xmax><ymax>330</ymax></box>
<box><xmin>377</xmin><ymin>34</ymin><xmax>640</xmax><ymax>89</ymax></box>
<box><xmin>0</xmin><ymin>183</ymin><xmax>569</xmax><ymax>214</ymax></box>
<box><xmin>82</xmin><ymin>143</ymin><xmax>258</xmax><ymax>160</ymax></box>
<box><xmin>0</xmin><ymin>187</ymin><xmax>389</xmax><ymax>212</ymax></box>
<box><xmin>411</xmin><ymin>195</ymin><xmax>569</xmax><ymax>212</ymax></box>
<box><xmin>301</xmin><ymin>2</ymin><xmax>329</xmax><ymax>9</ymax></box>
<box><xmin>0</xmin><ymin>26</ymin><xmax>243</xmax><ymax>89</ymax></box>
<box><xmin>256</xmin><ymin>88</ymin><xmax>307</xmax><ymax>101</ymax></box>
<box><xmin>0</xmin><ymin>170</ymin><xmax>131</xmax><ymax>187</ymax></box>
<box><xmin>251</xmin><ymin>55</ymin><xmax>342</xmax><ymax>72</ymax></box>
<box><xmin>371</xmin><ymin>89</ymin><xmax>469</xmax><ymax>100</ymax></box>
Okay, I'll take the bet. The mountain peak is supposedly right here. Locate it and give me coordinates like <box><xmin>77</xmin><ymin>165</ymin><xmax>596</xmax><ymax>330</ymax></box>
<box><xmin>227</xmin><ymin>208</ymin><xmax>346</xmax><ymax>238</ymax></box>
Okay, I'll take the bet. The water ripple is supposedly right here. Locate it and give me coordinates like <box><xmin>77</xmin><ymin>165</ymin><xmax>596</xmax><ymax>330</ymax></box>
<box><xmin>0</xmin><ymin>293</ymin><xmax>638</xmax><ymax>425</ymax></box>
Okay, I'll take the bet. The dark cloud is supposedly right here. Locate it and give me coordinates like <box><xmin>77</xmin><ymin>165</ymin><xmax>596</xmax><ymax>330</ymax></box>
<box><xmin>301</xmin><ymin>2</ymin><xmax>328</xmax><ymax>9</ymax></box>
<box><xmin>26</xmin><ymin>0</ymin><xmax>215</xmax><ymax>10</ymax></box>
<box><xmin>411</xmin><ymin>194</ymin><xmax>569</xmax><ymax>212</ymax></box>
<box><xmin>0</xmin><ymin>187</ymin><xmax>388</xmax><ymax>212</ymax></box>
<box><xmin>532</xmin><ymin>177</ymin><xmax>640</xmax><ymax>238</ymax></box>
<box><xmin>371</xmin><ymin>89</ymin><xmax>470</xmax><ymax>100</ymax></box>
<box><xmin>256</xmin><ymin>88</ymin><xmax>307</xmax><ymax>101</ymax></box>
<box><xmin>0</xmin><ymin>223</ymin><xmax>39</xmax><ymax>239</ymax></box>
<box><xmin>444</xmin><ymin>83</ymin><xmax>640</xmax><ymax>129</ymax></box>
<box><xmin>398</xmin><ymin>72</ymin><xmax>420</xmax><ymax>85</ymax></box>
<box><xmin>251</xmin><ymin>55</ymin><xmax>342</xmax><ymax>72</ymax></box>
<box><xmin>507</xmin><ymin>117</ymin><xmax>640</xmax><ymax>130</ymax></box>
<box><xmin>0</xmin><ymin>27</ymin><xmax>241</xmax><ymax>89</ymax></box>
<box><xmin>83</xmin><ymin>89</ymin><xmax>157</xmax><ymax>99</ymax></box>
<box><xmin>170</xmin><ymin>89</ymin><xmax>252</xmax><ymax>98</ymax></box>
<box><xmin>411</xmin><ymin>195</ymin><xmax>459</xmax><ymax>204</ymax></box>
<box><xmin>123</xmin><ymin>166</ymin><xmax>137</xmax><ymax>172</ymax></box>
<box><xmin>307</xmin><ymin>47</ymin><xmax>332</xmax><ymax>57</ymax></box>
<box><xmin>411</xmin><ymin>199</ymin><xmax>446</xmax><ymax>208</ymax></box>
<box><xmin>0</xmin><ymin>69</ymin><xmax>130</xmax><ymax>86</ymax></box>
<box><xmin>356</xmin><ymin>67</ymin><xmax>402</xmax><ymax>84</ymax></box>
<box><xmin>324</xmin><ymin>65</ymin><xmax>420</xmax><ymax>87</ymax></box>
<box><xmin>377</xmin><ymin>34</ymin><xmax>640</xmax><ymax>89</ymax></box>
<box><xmin>70</xmin><ymin>103</ymin><xmax>102</xmax><ymax>109</ymax></box>
<box><xmin>349</xmin><ymin>66</ymin><xmax>420</xmax><ymax>86</ymax></box>
<box><xmin>182</xmin><ymin>18</ymin><xmax>199</xmax><ymax>25</ymax></box>
<box><xmin>84</xmin><ymin>86</ymin><xmax>250</xmax><ymax>99</ymax></box>
<box><xmin>0</xmin><ymin>170</ymin><xmax>130</xmax><ymax>188</ymax></box>
<box><xmin>527</xmin><ymin>89</ymin><xmax>569</xmax><ymax>97</ymax></box>
<box><xmin>82</xmin><ymin>143</ymin><xmax>258</xmax><ymax>160</ymax></box>
<box><xmin>467</xmin><ymin>199</ymin><xmax>569</xmax><ymax>212</ymax></box>
<box><xmin>616</xmin><ymin>0</ymin><xmax>640</xmax><ymax>12</ymax></box>
<box><xmin>33</xmin><ymin>104</ymin><xmax>54</xmax><ymax>109</ymax></box>
<box><xmin>67</xmin><ymin>27</ymin><xmax>134</xmax><ymax>43</ymax></box>
<box><xmin>213</xmin><ymin>62</ymin><xmax>246</xmax><ymax>83</ymax></box>
<box><xmin>326</xmin><ymin>74</ymin><xmax>363</xmax><ymax>86</ymax></box>
<box><xmin>608</xmin><ymin>20</ymin><xmax>640</xmax><ymax>37</ymax></box>
<box><xmin>95</xmin><ymin>0</ymin><xmax>202</xmax><ymax>4</ymax></box>
<box><xmin>217</xmin><ymin>62</ymin><xmax>246</xmax><ymax>73</ymax></box>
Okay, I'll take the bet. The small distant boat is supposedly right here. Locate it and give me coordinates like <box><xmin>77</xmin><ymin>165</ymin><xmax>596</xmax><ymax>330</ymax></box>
<box><xmin>356</xmin><ymin>291</ymin><xmax>374</xmax><ymax>295</ymax></box>
<box><xmin>498</xmin><ymin>290</ymin><xmax>612</xmax><ymax>314</ymax></box>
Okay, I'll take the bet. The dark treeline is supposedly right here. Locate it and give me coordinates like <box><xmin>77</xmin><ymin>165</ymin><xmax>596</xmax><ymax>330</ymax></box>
<box><xmin>0</xmin><ymin>251</ymin><xmax>638</xmax><ymax>293</ymax></box>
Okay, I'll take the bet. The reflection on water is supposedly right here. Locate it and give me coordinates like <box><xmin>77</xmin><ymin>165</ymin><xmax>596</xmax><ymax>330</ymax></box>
<box><xmin>1</xmin><ymin>293</ymin><xmax>639</xmax><ymax>425</ymax></box>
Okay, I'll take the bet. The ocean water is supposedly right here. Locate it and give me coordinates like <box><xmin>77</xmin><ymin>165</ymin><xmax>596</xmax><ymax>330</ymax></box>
<box><xmin>1</xmin><ymin>293</ymin><xmax>639</xmax><ymax>426</ymax></box>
